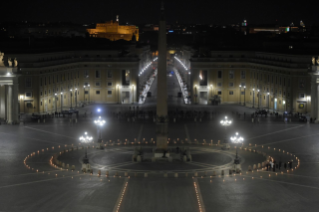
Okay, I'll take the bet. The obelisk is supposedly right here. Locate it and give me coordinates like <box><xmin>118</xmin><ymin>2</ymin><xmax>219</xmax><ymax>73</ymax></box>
<box><xmin>156</xmin><ymin>2</ymin><xmax>168</xmax><ymax>151</ymax></box>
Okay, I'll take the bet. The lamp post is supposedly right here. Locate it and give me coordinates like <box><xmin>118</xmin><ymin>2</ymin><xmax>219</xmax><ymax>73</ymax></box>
<box><xmin>257</xmin><ymin>89</ymin><xmax>260</xmax><ymax>109</ymax></box>
<box><xmin>75</xmin><ymin>88</ymin><xmax>77</xmax><ymax>108</ymax></box>
<box><xmin>267</xmin><ymin>92</ymin><xmax>270</xmax><ymax>112</ymax></box>
<box><xmin>252</xmin><ymin>88</ymin><xmax>255</xmax><ymax>108</ymax></box>
<box><xmin>230</xmin><ymin>132</ymin><xmax>244</xmax><ymax>166</ymax></box>
<box><xmin>19</xmin><ymin>95</ymin><xmax>24</xmax><ymax>115</ymax></box>
<box><xmin>60</xmin><ymin>92</ymin><xmax>63</xmax><ymax>112</ymax></box>
<box><xmin>220</xmin><ymin>116</ymin><xmax>232</xmax><ymax>146</ymax></box>
<box><xmin>239</xmin><ymin>85</ymin><xmax>242</xmax><ymax>105</ymax></box>
<box><xmin>283</xmin><ymin>100</ymin><xmax>286</xmax><ymax>112</ymax></box>
<box><xmin>94</xmin><ymin>116</ymin><xmax>106</xmax><ymax>149</ymax></box>
<box><xmin>243</xmin><ymin>86</ymin><xmax>246</xmax><ymax>106</ymax></box>
<box><xmin>79</xmin><ymin>132</ymin><xmax>93</xmax><ymax>168</ymax></box>
<box><xmin>54</xmin><ymin>93</ymin><xmax>58</xmax><ymax>113</ymax></box>
<box><xmin>70</xmin><ymin>89</ymin><xmax>73</xmax><ymax>109</ymax></box>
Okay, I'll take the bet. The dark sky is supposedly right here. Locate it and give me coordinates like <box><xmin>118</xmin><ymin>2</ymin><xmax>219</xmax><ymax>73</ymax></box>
<box><xmin>1</xmin><ymin>0</ymin><xmax>318</xmax><ymax>25</ymax></box>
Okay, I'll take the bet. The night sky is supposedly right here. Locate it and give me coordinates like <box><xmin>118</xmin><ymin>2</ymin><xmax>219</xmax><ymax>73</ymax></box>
<box><xmin>1</xmin><ymin>0</ymin><xmax>318</xmax><ymax>25</ymax></box>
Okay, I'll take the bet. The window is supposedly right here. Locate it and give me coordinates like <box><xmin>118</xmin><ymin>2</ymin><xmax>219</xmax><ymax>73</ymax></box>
<box><xmin>26</xmin><ymin>103</ymin><xmax>33</xmax><ymax>108</ymax></box>
<box><xmin>108</xmin><ymin>71</ymin><xmax>113</xmax><ymax>78</ymax></box>
<box><xmin>279</xmin><ymin>77</ymin><xmax>282</xmax><ymax>85</ymax></box>
<box><xmin>107</xmin><ymin>82</ymin><xmax>112</xmax><ymax>86</ymax></box>
<box><xmin>229</xmin><ymin>82</ymin><xmax>234</xmax><ymax>87</ymax></box>
<box><xmin>299</xmin><ymin>79</ymin><xmax>305</xmax><ymax>88</ymax></box>
<box><xmin>96</xmin><ymin>82</ymin><xmax>101</xmax><ymax>86</ymax></box>
<box><xmin>122</xmin><ymin>70</ymin><xmax>130</xmax><ymax>86</ymax></box>
<box><xmin>218</xmin><ymin>91</ymin><xmax>222</xmax><ymax>95</ymax></box>
<box><xmin>218</xmin><ymin>71</ymin><xmax>222</xmax><ymax>79</ymax></box>
<box><xmin>108</xmin><ymin>90</ymin><xmax>112</xmax><ymax>95</ymax></box>
<box><xmin>25</xmin><ymin>77</ymin><xmax>32</xmax><ymax>88</ymax></box>
<box><xmin>217</xmin><ymin>82</ymin><xmax>222</xmax><ymax>87</ymax></box>
<box><xmin>300</xmin><ymin>93</ymin><xmax>305</xmax><ymax>98</ymax></box>
<box><xmin>241</xmin><ymin>91</ymin><xmax>245</xmax><ymax>95</ymax></box>
<box><xmin>229</xmin><ymin>70</ymin><xmax>234</xmax><ymax>79</ymax></box>
<box><xmin>84</xmin><ymin>70</ymin><xmax>89</xmax><ymax>78</ymax></box>
<box><xmin>40</xmin><ymin>91</ymin><xmax>43</xmax><ymax>96</ymax></box>
<box><xmin>41</xmin><ymin>101</ymin><xmax>42</xmax><ymax>106</ymax></box>
<box><xmin>229</xmin><ymin>91</ymin><xmax>234</xmax><ymax>95</ymax></box>
<box><xmin>96</xmin><ymin>90</ymin><xmax>100</xmax><ymax>94</ymax></box>
<box><xmin>283</xmin><ymin>78</ymin><xmax>286</xmax><ymax>86</ymax></box>
<box><xmin>85</xmin><ymin>91</ymin><xmax>89</xmax><ymax>94</ymax></box>
<box><xmin>199</xmin><ymin>70</ymin><xmax>207</xmax><ymax>86</ymax></box>
<box><xmin>96</xmin><ymin>70</ymin><xmax>100</xmax><ymax>78</ymax></box>
<box><xmin>241</xmin><ymin>71</ymin><xmax>245</xmax><ymax>79</ymax></box>
<box><xmin>25</xmin><ymin>92</ymin><xmax>32</xmax><ymax>97</ymax></box>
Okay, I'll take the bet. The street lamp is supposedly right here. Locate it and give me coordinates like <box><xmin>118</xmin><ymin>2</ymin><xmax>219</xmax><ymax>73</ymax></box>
<box><xmin>243</xmin><ymin>86</ymin><xmax>246</xmax><ymax>106</ymax></box>
<box><xmin>230</xmin><ymin>132</ymin><xmax>244</xmax><ymax>165</ymax></box>
<box><xmin>54</xmin><ymin>93</ymin><xmax>58</xmax><ymax>113</ymax></box>
<box><xmin>94</xmin><ymin>116</ymin><xmax>106</xmax><ymax>148</ymax></box>
<box><xmin>252</xmin><ymin>88</ymin><xmax>255</xmax><ymax>108</ymax></box>
<box><xmin>283</xmin><ymin>100</ymin><xmax>286</xmax><ymax>112</ymax></box>
<box><xmin>267</xmin><ymin>92</ymin><xmax>270</xmax><ymax>112</ymax></box>
<box><xmin>239</xmin><ymin>85</ymin><xmax>242</xmax><ymax>105</ymax></box>
<box><xmin>70</xmin><ymin>89</ymin><xmax>73</xmax><ymax>109</ymax></box>
<box><xmin>220</xmin><ymin>116</ymin><xmax>232</xmax><ymax>145</ymax></box>
<box><xmin>60</xmin><ymin>92</ymin><xmax>63</xmax><ymax>112</ymax></box>
<box><xmin>79</xmin><ymin>132</ymin><xmax>93</xmax><ymax>166</ymax></box>
<box><xmin>257</xmin><ymin>89</ymin><xmax>260</xmax><ymax>109</ymax></box>
<box><xmin>75</xmin><ymin>88</ymin><xmax>78</xmax><ymax>108</ymax></box>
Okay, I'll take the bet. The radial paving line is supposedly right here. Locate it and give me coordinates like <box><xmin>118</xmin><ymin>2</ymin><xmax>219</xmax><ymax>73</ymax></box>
<box><xmin>137</xmin><ymin>124</ymin><xmax>143</xmax><ymax>141</ymax></box>
<box><xmin>246</xmin><ymin>125</ymin><xmax>304</xmax><ymax>141</ymax></box>
<box><xmin>184</xmin><ymin>124</ymin><xmax>191</xmax><ymax>141</ymax></box>
<box><xmin>260</xmin><ymin>133</ymin><xmax>319</xmax><ymax>146</ymax></box>
<box><xmin>240</xmin><ymin>174</ymin><xmax>319</xmax><ymax>190</ymax></box>
<box><xmin>193</xmin><ymin>178</ymin><xmax>206</xmax><ymax>212</ymax></box>
<box><xmin>112</xmin><ymin>178</ymin><xmax>129</xmax><ymax>212</ymax></box>
<box><xmin>0</xmin><ymin>173</ymin><xmax>83</xmax><ymax>189</ymax></box>
<box><xmin>0</xmin><ymin>131</ymin><xmax>59</xmax><ymax>144</ymax></box>
<box><xmin>24</xmin><ymin>126</ymin><xmax>76</xmax><ymax>140</ymax></box>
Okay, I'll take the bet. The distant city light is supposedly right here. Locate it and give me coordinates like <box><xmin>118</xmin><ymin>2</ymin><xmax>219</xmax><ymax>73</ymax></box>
<box><xmin>174</xmin><ymin>56</ymin><xmax>188</xmax><ymax>71</ymax></box>
<box><xmin>138</xmin><ymin>57</ymin><xmax>158</xmax><ymax>77</ymax></box>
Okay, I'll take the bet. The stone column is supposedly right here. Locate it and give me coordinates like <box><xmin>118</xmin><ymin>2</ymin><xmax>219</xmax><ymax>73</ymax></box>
<box><xmin>311</xmin><ymin>78</ymin><xmax>316</xmax><ymax>119</ymax></box>
<box><xmin>12</xmin><ymin>79</ymin><xmax>19</xmax><ymax>122</ymax></box>
<box><xmin>6</xmin><ymin>85</ymin><xmax>12</xmax><ymax>124</ymax></box>
<box><xmin>156</xmin><ymin>3</ymin><xmax>168</xmax><ymax>150</ymax></box>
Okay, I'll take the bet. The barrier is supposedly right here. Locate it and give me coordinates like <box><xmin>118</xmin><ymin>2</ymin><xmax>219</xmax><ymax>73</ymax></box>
<box><xmin>258</xmin><ymin>163</ymin><xmax>261</xmax><ymax>169</ymax></box>
<box><xmin>248</xmin><ymin>165</ymin><xmax>252</xmax><ymax>171</ymax></box>
<box><xmin>71</xmin><ymin>165</ymin><xmax>75</xmax><ymax>170</ymax></box>
<box><xmin>253</xmin><ymin>164</ymin><xmax>257</xmax><ymax>170</ymax></box>
<box><xmin>174</xmin><ymin>173</ymin><xmax>178</xmax><ymax>178</ymax></box>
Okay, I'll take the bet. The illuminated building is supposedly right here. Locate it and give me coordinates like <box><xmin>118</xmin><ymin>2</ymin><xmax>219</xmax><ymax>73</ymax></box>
<box><xmin>0</xmin><ymin>45</ymin><xmax>151</xmax><ymax>119</ymax></box>
<box><xmin>176</xmin><ymin>48</ymin><xmax>315</xmax><ymax>115</ymax></box>
<box><xmin>87</xmin><ymin>16</ymin><xmax>139</xmax><ymax>41</ymax></box>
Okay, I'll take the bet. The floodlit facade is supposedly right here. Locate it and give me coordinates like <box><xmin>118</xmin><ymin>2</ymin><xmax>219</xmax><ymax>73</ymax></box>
<box><xmin>176</xmin><ymin>48</ymin><xmax>315</xmax><ymax>115</ymax></box>
<box><xmin>87</xmin><ymin>18</ymin><xmax>139</xmax><ymax>41</ymax></box>
<box><xmin>0</xmin><ymin>46</ymin><xmax>151</xmax><ymax>120</ymax></box>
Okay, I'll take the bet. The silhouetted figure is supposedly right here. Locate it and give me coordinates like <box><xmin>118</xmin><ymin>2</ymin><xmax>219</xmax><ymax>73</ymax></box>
<box><xmin>284</xmin><ymin>163</ymin><xmax>287</xmax><ymax>169</ymax></box>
